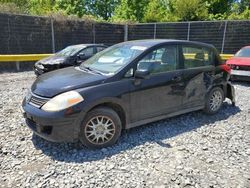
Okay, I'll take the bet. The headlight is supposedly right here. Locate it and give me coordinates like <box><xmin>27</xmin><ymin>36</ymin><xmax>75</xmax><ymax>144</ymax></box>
<box><xmin>25</xmin><ymin>89</ymin><xmax>32</xmax><ymax>102</ymax></box>
<box><xmin>41</xmin><ymin>91</ymin><xmax>84</xmax><ymax>112</ymax></box>
<box><xmin>35</xmin><ymin>62</ymin><xmax>44</xmax><ymax>69</ymax></box>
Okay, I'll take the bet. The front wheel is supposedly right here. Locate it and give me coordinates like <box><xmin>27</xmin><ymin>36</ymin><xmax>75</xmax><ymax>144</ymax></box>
<box><xmin>204</xmin><ymin>87</ymin><xmax>224</xmax><ymax>114</ymax></box>
<box><xmin>79</xmin><ymin>107</ymin><xmax>122</xmax><ymax>149</ymax></box>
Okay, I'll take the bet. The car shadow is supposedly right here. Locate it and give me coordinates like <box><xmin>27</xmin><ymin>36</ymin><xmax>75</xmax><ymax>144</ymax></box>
<box><xmin>31</xmin><ymin>102</ymin><xmax>241</xmax><ymax>163</ymax></box>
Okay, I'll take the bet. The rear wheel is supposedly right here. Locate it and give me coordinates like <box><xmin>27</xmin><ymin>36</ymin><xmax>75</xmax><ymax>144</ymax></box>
<box><xmin>204</xmin><ymin>87</ymin><xmax>224</xmax><ymax>114</ymax></box>
<box><xmin>79</xmin><ymin>107</ymin><xmax>122</xmax><ymax>149</ymax></box>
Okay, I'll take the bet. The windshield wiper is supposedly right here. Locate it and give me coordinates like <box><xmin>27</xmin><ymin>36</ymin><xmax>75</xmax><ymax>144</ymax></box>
<box><xmin>81</xmin><ymin>65</ymin><xmax>103</xmax><ymax>75</ymax></box>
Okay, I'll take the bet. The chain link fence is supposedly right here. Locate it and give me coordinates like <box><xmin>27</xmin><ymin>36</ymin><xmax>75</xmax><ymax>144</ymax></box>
<box><xmin>127</xmin><ymin>21</ymin><xmax>250</xmax><ymax>54</ymax></box>
<box><xmin>0</xmin><ymin>13</ymin><xmax>124</xmax><ymax>54</ymax></box>
<box><xmin>0</xmin><ymin>13</ymin><xmax>250</xmax><ymax>55</ymax></box>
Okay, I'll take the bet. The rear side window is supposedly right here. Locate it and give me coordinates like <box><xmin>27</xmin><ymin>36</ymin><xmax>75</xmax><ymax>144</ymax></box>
<box><xmin>182</xmin><ymin>46</ymin><xmax>214</xmax><ymax>68</ymax></box>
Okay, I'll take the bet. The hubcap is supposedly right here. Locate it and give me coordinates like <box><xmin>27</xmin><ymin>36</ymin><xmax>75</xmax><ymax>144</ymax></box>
<box><xmin>209</xmin><ymin>90</ymin><xmax>223</xmax><ymax>111</ymax></box>
<box><xmin>85</xmin><ymin>116</ymin><xmax>115</xmax><ymax>145</ymax></box>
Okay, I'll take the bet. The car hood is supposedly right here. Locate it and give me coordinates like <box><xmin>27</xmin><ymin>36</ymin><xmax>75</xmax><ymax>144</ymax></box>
<box><xmin>226</xmin><ymin>57</ymin><xmax>250</xmax><ymax>66</ymax></box>
<box><xmin>37</xmin><ymin>55</ymin><xmax>68</xmax><ymax>65</ymax></box>
<box><xmin>31</xmin><ymin>67</ymin><xmax>107</xmax><ymax>97</ymax></box>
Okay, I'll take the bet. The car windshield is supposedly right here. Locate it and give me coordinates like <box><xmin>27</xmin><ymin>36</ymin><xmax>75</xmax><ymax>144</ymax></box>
<box><xmin>57</xmin><ymin>45</ymin><xmax>85</xmax><ymax>56</ymax></box>
<box><xmin>235</xmin><ymin>48</ymin><xmax>250</xmax><ymax>57</ymax></box>
<box><xmin>80</xmin><ymin>43</ymin><xmax>148</xmax><ymax>75</ymax></box>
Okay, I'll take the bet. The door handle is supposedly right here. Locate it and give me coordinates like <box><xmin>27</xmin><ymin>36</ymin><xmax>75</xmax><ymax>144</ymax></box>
<box><xmin>172</xmin><ymin>76</ymin><xmax>182</xmax><ymax>82</ymax></box>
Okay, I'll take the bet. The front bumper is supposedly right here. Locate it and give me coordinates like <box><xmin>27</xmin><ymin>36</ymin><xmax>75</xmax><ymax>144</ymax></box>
<box><xmin>22</xmin><ymin>100</ymin><xmax>81</xmax><ymax>142</ymax></box>
<box><xmin>231</xmin><ymin>70</ymin><xmax>250</xmax><ymax>81</ymax></box>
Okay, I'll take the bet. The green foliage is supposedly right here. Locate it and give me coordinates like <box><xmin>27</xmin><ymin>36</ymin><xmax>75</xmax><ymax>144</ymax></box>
<box><xmin>143</xmin><ymin>0</ymin><xmax>178</xmax><ymax>22</ymax></box>
<box><xmin>206</xmin><ymin>0</ymin><xmax>234</xmax><ymax>15</ymax></box>
<box><xmin>85</xmin><ymin>0</ymin><xmax>119</xmax><ymax>20</ymax></box>
<box><xmin>54</xmin><ymin>0</ymin><xmax>119</xmax><ymax>20</ymax></box>
<box><xmin>0</xmin><ymin>2</ymin><xmax>24</xmax><ymax>14</ymax></box>
<box><xmin>54</xmin><ymin>0</ymin><xmax>86</xmax><ymax>17</ymax></box>
<box><xmin>0</xmin><ymin>0</ymin><xmax>55</xmax><ymax>15</ymax></box>
<box><xmin>228</xmin><ymin>3</ymin><xmax>250</xmax><ymax>20</ymax></box>
<box><xmin>112</xmin><ymin>0</ymin><xmax>149</xmax><ymax>22</ymax></box>
<box><xmin>0</xmin><ymin>0</ymin><xmax>250</xmax><ymax>22</ymax></box>
<box><xmin>173</xmin><ymin>0</ymin><xmax>208</xmax><ymax>21</ymax></box>
<box><xmin>207</xmin><ymin>13</ymin><xmax>227</xmax><ymax>20</ymax></box>
<box><xmin>28</xmin><ymin>0</ymin><xmax>55</xmax><ymax>15</ymax></box>
<box><xmin>238</xmin><ymin>0</ymin><xmax>250</xmax><ymax>12</ymax></box>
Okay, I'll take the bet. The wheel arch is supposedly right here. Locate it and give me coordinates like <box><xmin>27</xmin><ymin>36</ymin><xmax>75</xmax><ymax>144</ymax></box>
<box><xmin>81</xmin><ymin>98</ymin><xmax>129</xmax><ymax>130</ymax></box>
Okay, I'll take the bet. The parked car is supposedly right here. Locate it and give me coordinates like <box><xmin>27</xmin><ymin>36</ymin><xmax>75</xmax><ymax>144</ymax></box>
<box><xmin>226</xmin><ymin>46</ymin><xmax>250</xmax><ymax>81</ymax></box>
<box><xmin>34</xmin><ymin>44</ymin><xmax>107</xmax><ymax>75</ymax></box>
<box><xmin>22</xmin><ymin>40</ymin><xmax>235</xmax><ymax>149</ymax></box>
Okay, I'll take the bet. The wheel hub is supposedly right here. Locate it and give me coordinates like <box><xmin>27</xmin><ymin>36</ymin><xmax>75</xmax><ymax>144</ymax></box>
<box><xmin>84</xmin><ymin>115</ymin><xmax>116</xmax><ymax>145</ymax></box>
<box><xmin>209</xmin><ymin>90</ymin><xmax>223</xmax><ymax>111</ymax></box>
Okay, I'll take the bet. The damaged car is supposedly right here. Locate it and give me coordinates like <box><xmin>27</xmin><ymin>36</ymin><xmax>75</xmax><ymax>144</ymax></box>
<box><xmin>34</xmin><ymin>44</ymin><xmax>107</xmax><ymax>75</ymax></box>
<box><xmin>22</xmin><ymin>40</ymin><xmax>235</xmax><ymax>148</ymax></box>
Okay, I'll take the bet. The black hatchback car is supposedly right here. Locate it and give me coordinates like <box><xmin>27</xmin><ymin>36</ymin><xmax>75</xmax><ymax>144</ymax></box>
<box><xmin>22</xmin><ymin>40</ymin><xmax>235</xmax><ymax>148</ymax></box>
<box><xmin>34</xmin><ymin>44</ymin><xmax>107</xmax><ymax>75</ymax></box>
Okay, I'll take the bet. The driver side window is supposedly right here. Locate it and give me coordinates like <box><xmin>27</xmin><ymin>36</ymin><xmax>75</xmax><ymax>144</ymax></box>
<box><xmin>79</xmin><ymin>47</ymin><xmax>94</xmax><ymax>57</ymax></box>
<box><xmin>137</xmin><ymin>45</ymin><xmax>178</xmax><ymax>74</ymax></box>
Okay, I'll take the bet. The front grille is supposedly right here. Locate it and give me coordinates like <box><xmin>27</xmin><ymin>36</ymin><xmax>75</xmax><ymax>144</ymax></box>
<box><xmin>238</xmin><ymin>66</ymin><xmax>250</xmax><ymax>71</ymax></box>
<box><xmin>29</xmin><ymin>94</ymin><xmax>49</xmax><ymax>108</ymax></box>
<box><xmin>231</xmin><ymin>65</ymin><xmax>250</xmax><ymax>71</ymax></box>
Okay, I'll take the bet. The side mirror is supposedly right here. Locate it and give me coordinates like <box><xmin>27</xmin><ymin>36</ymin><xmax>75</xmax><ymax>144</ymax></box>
<box><xmin>135</xmin><ymin>69</ymin><xmax>150</xmax><ymax>79</ymax></box>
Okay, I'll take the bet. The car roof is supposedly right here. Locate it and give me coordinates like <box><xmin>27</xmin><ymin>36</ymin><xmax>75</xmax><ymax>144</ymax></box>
<box><xmin>121</xmin><ymin>39</ymin><xmax>216</xmax><ymax>49</ymax></box>
<box><xmin>68</xmin><ymin>44</ymin><xmax>106</xmax><ymax>48</ymax></box>
<box><xmin>242</xmin><ymin>46</ymin><xmax>250</xmax><ymax>49</ymax></box>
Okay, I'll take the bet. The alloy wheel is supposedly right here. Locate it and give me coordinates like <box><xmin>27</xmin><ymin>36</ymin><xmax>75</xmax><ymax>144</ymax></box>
<box><xmin>84</xmin><ymin>115</ymin><xmax>116</xmax><ymax>145</ymax></box>
<box><xmin>209</xmin><ymin>90</ymin><xmax>223</xmax><ymax>112</ymax></box>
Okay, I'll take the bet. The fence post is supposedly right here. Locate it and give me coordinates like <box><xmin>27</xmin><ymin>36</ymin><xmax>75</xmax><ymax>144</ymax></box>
<box><xmin>153</xmin><ymin>23</ymin><xmax>157</xmax><ymax>39</ymax></box>
<box><xmin>187</xmin><ymin>22</ymin><xmax>190</xmax><ymax>41</ymax></box>
<box><xmin>92</xmin><ymin>23</ymin><xmax>96</xmax><ymax>44</ymax></box>
<box><xmin>124</xmin><ymin>24</ymin><xmax>128</xmax><ymax>41</ymax></box>
<box><xmin>51</xmin><ymin>18</ymin><xmax>55</xmax><ymax>53</ymax></box>
<box><xmin>221</xmin><ymin>21</ymin><xmax>227</xmax><ymax>54</ymax></box>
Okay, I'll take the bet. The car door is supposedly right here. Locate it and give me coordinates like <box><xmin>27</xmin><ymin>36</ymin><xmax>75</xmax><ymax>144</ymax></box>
<box><xmin>128</xmin><ymin>45</ymin><xmax>185</xmax><ymax>123</ymax></box>
<box><xmin>180</xmin><ymin>45</ymin><xmax>215</xmax><ymax>109</ymax></box>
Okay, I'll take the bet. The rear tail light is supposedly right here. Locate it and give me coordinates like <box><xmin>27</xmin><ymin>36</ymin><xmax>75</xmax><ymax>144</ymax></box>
<box><xmin>220</xmin><ymin>64</ymin><xmax>231</xmax><ymax>74</ymax></box>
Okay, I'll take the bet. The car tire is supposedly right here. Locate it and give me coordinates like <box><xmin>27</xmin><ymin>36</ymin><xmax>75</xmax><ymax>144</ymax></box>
<box><xmin>204</xmin><ymin>87</ymin><xmax>224</xmax><ymax>115</ymax></box>
<box><xmin>79</xmin><ymin>107</ymin><xmax>122</xmax><ymax>149</ymax></box>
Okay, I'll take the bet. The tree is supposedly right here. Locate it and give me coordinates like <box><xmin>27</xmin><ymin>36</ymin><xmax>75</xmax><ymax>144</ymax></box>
<box><xmin>0</xmin><ymin>0</ymin><xmax>29</xmax><ymax>13</ymax></box>
<box><xmin>55</xmin><ymin>0</ymin><xmax>87</xmax><ymax>17</ymax></box>
<box><xmin>205</xmin><ymin>0</ymin><xmax>234</xmax><ymax>15</ymax></box>
<box><xmin>84</xmin><ymin>0</ymin><xmax>119</xmax><ymax>20</ymax></box>
<box><xmin>228</xmin><ymin>2</ymin><xmax>250</xmax><ymax>20</ymax></box>
<box><xmin>112</xmin><ymin>0</ymin><xmax>149</xmax><ymax>22</ymax></box>
<box><xmin>28</xmin><ymin>0</ymin><xmax>56</xmax><ymax>15</ymax></box>
<box><xmin>238</xmin><ymin>0</ymin><xmax>250</xmax><ymax>12</ymax></box>
<box><xmin>0</xmin><ymin>2</ymin><xmax>24</xmax><ymax>14</ymax></box>
<box><xmin>173</xmin><ymin>0</ymin><xmax>208</xmax><ymax>21</ymax></box>
<box><xmin>0</xmin><ymin>0</ymin><xmax>56</xmax><ymax>15</ymax></box>
<box><xmin>143</xmin><ymin>0</ymin><xmax>178</xmax><ymax>22</ymax></box>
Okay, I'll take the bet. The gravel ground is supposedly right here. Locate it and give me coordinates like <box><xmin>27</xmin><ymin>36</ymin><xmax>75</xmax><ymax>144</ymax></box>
<box><xmin>0</xmin><ymin>71</ymin><xmax>249</xmax><ymax>188</ymax></box>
